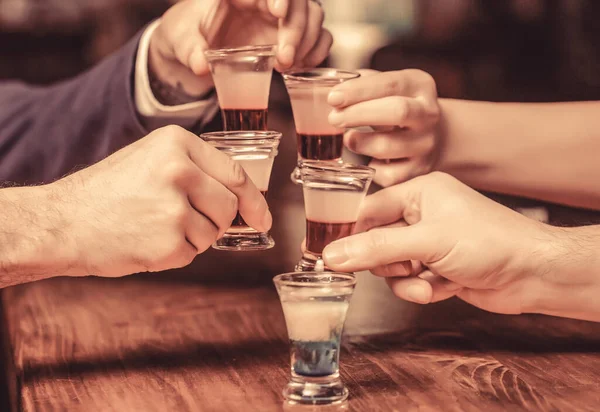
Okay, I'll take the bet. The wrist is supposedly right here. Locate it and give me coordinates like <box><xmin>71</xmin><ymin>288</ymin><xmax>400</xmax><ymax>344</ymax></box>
<box><xmin>523</xmin><ymin>225</ymin><xmax>600</xmax><ymax>321</ymax></box>
<box><xmin>0</xmin><ymin>185</ymin><xmax>82</xmax><ymax>284</ymax></box>
<box><xmin>435</xmin><ymin>99</ymin><xmax>491</xmax><ymax>175</ymax></box>
<box><xmin>148</xmin><ymin>32</ymin><xmax>215</xmax><ymax>104</ymax></box>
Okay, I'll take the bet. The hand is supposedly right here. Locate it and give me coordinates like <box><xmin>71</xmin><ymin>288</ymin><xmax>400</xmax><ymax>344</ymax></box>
<box><xmin>53</xmin><ymin>125</ymin><xmax>271</xmax><ymax>277</ymax></box>
<box><xmin>321</xmin><ymin>172</ymin><xmax>562</xmax><ymax>316</ymax></box>
<box><xmin>327</xmin><ymin>70</ymin><xmax>441</xmax><ymax>187</ymax></box>
<box><xmin>149</xmin><ymin>0</ymin><xmax>331</xmax><ymax>96</ymax></box>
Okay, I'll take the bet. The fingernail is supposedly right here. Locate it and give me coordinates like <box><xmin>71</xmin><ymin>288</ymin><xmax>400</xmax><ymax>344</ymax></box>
<box><xmin>328</xmin><ymin>91</ymin><xmax>345</xmax><ymax>106</ymax></box>
<box><xmin>406</xmin><ymin>285</ymin><xmax>429</xmax><ymax>304</ymax></box>
<box><xmin>262</xmin><ymin>210</ymin><xmax>273</xmax><ymax>231</ymax></box>
<box><xmin>272</xmin><ymin>0</ymin><xmax>281</xmax><ymax>11</ymax></box>
<box><xmin>328</xmin><ymin>110</ymin><xmax>342</xmax><ymax>127</ymax></box>
<box><xmin>323</xmin><ymin>241</ymin><xmax>348</xmax><ymax>266</ymax></box>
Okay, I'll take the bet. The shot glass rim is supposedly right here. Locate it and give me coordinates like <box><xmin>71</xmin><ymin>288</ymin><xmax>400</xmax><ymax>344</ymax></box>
<box><xmin>299</xmin><ymin>160</ymin><xmax>375</xmax><ymax>179</ymax></box>
<box><xmin>273</xmin><ymin>271</ymin><xmax>357</xmax><ymax>288</ymax></box>
<box><xmin>201</xmin><ymin>130</ymin><xmax>282</xmax><ymax>143</ymax></box>
<box><xmin>204</xmin><ymin>44</ymin><xmax>276</xmax><ymax>59</ymax></box>
<box><xmin>282</xmin><ymin>68</ymin><xmax>360</xmax><ymax>85</ymax></box>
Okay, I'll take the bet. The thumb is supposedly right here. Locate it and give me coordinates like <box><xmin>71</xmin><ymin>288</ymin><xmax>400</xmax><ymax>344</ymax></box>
<box><xmin>267</xmin><ymin>0</ymin><xmax>289</xmax><ymax>19</ymax></box>
<box><xmin>188</xmin><ymin>36</ymin><xmax>210</xmax><ymax>76</ymax></box>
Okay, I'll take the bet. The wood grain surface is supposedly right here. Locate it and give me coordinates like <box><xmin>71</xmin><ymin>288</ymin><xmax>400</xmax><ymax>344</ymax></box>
<box><xmin>3</xmin><ymin>85</ymin><xmax>600</xmax><ymax>411</ymax></box>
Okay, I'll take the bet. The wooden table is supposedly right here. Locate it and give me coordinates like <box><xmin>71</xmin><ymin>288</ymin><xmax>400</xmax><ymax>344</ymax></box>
<box><xmin>3</xmin><ymin>88</ymin><xmax>600</xmax><ymax>411</ymax></box>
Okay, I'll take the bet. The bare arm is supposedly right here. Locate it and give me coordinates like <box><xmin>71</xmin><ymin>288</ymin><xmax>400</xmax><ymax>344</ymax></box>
<box><xmin>0</xmin><ymin>125</ymin><xmax>272</xmax><ymax>289</ymax></box>
<box><xmin>438</xmin><ymin>99</ymin><xmax>600</xmax><ymax>209</ymax></box>
<box><xmin>0</xmin><ymin>185</ymin><xmax>76</xmax><ymax>288</ymax></box>
<box><xmin>322</xmin><ymin>172</ymin><xmax>600</xmax><ymax>323</ymax></box>
<box><xmin>531</xmin><ymin>225</ymin><xmax>600</xmax><ymax>322</ymax></box>
<box><xmin>329</xmin><ymin>71</ymin><xmax>600</xmax><ymax>210</ymax></box>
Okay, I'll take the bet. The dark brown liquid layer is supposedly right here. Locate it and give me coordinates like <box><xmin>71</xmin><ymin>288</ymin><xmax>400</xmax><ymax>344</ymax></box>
<box><xmin>306</xmin><ymin>219</ymin><xmax>355</xmax><ymax>255</ymax></box>
<box><xmin>231</xmin><ymin>191</ymin><xmax>268</xmax><ymax>228</ymax></box>
<box><xmin>297</xmin><ymin>133</ymin><xmax>343</xmax><ymax>161</ymax></box>
<box><xmin>222</xmin><ymin>109</ymin><xmax>268</xmax><ymax>131</ymax></box>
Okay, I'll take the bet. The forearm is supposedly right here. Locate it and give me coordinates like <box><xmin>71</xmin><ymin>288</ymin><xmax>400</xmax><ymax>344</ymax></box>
<box><xmin>437</xmin><ymin>99</ymin><xmax>600</xmax><ymax>209</ymax></box>
<box><xmin>0</xmin><ymin>185</ymin><xmax>79</xmax><ymax>288</ymax></box>
<box><xmin>528</xmin><ymin>225</ymin><xmax>600</xmax><ymax>322</ymax></box>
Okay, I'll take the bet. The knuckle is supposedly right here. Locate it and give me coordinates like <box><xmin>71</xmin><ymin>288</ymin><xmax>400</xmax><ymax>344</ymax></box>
<box><xmin>418</xmin><ymin>71</ymin><xmax>439</xmax><ymax>97</ymax></box>
<box><xmin>368</xmin><ymin>229</ymin><xmax>389</xmax><ymax>251</ymax></box>
<box><xmin>173</xmin><ymin>40</ymin><xmax>195</xmax><ymax>66</ymax></box>
<box><xmin>423</xmin><ymin>171</ymin><xmax>455</xmax><ymax>186</ymax></box>
<box><xmin>226</xmin><ymin>159</ymin><xmax>247</xmax><ymax>189</ymax></box>
<box><xmin>310</xmin><ymin>2</ymin><xmax>325</xmax><ymax>23</ymax></box>
<box><xmin>161</xmin><ymin>124</ymin><xmax>187</xmax><ymax>138</ymax></box>
<box><xmin>172</xmin><ymin>238</ymin><xmax>196</xmax><ymax>267</ymax></box>
<box><xmin>158</xmin><ymin>125</ymin><xmax>193</xmax><ymax>149</ymax></box>
<box><xmin>371</xmin><ymin>265</ymin><xmax>390</xmax><ymax>277</ymax></box>
<box><xmin>427</xmin><ymin>101</ymin><xmax>441</xmax><ymax>121</ymax></box>
<box><xmin>163</xmin><ymin>160</ymin><xmax>194</xmax><ymax>185</ymax></box>
<box><xmin>374</xmin><ymin>166</ymin><xmax>402</xmax><ymax>187</ymax></box>
<box><xmin>181</xmin><ymin>248</ymin><xmax>198</xmax><ymax>266</ymax></box>
<box><xmin>147</xmin><ymin>235</ymin><xmax>189</xmax><ymax>271</ymax></box>
<box><xmin>392</xmin><ymin>98</ymin><xmax>408</xmax><ymax>124</ymax></box>
<box><xmin>368</xmin><ymin>135</ymin><xmax>392</xmax><ymax>159</ymax></box>
<box><xmin>420</xmin><ymin>134</ymin><xmax>436</xmax><ymax>154</ymax></box>
<box><xmin>385</xmin><ymin>74</ymin><xmax>402</xmax><ymax>95</ymax></box>
<box><xmin>384</xmin><ymin>70</ymin><xmax>410</xmax><ymax>95</ymax></box>
<box><xmin>168</xmin><ymin>201</ymin><xmax>189</xmax><ymax>228</ymax></box>
<box><xmin>195</xmin><ymin>227</ymin><xmax>219</xmax><ymax>255</ymax></box>
<box><xmin>221</xmin><ymin>192</ymin><xmax>239</xmax><ymax>226</ymax></box>
<box><xmin>322</xmin><ymin>29</ymin><xmax>333</xmax><ymax>47</ymax></box>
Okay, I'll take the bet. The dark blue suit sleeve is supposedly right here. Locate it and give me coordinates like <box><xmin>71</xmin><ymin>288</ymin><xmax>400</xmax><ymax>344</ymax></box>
<box><xmin>0</xmin><ymin>31</ymin><xmax>148</xmax><ymax>185</ymax></box>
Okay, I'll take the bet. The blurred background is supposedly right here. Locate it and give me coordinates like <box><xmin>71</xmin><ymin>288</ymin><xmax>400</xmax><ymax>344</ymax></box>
<box><xmin>2</xmin><ymin>0</ymin><xmax>600</xmax><ymax>102</ymax></box>
<box><xmin>2</xmin><ymin>0</ymin><xmax>600</xmax><ymax>280</ymax></box>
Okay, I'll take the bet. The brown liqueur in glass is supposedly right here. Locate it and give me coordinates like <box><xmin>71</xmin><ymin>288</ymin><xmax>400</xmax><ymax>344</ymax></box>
<box><xmin>222</xmin><ymin>108</ymin><xmax>268</xmax><ymax>131</ymax></box>
<box><xmin>297</xmin><ymin>133</ymin><xmax>343</xmax><ymax>161</ymax></box>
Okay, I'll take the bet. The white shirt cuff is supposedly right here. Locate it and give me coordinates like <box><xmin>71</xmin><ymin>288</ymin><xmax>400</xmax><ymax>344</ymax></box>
<box><xmin>134</xmin><ymin>20</ymin><xmax>219</xmax><ymax>129</ymax></box>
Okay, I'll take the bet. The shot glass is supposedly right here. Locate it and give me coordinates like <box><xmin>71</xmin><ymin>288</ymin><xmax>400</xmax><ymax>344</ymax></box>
<box><xmin>201</xmin><ymin>131</ymin><xmax>281</xmax><ymax>251</ymax></box>
<box><xmin>274</xmin><ymin>271</ymin><xmax>357</xmax><ymax>405</ymax></box>
<box><xmin>205</xmin><ymin>45</ymin><xmax>276</xmax><ymax>131</ymax></box>
<box><xmin>296</xmin><ymin>161</ymin><xmax>374</xmax><ymax>272</ymax></box>
<box><xmin>283</xmin><ymin>68</ymin><xmax>360</xmax><ymax>183</ymax></box>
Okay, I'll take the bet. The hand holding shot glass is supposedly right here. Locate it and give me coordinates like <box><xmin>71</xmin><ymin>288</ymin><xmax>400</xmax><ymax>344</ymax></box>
<box><xmin>296</xmin><ymin>161</ymin><xmax>374</xmax><ymax>272</ymax></box>
<box><xmin>274</xmin><ymin>271</ymin><xmax>356</xmax><ymax>405</ymax></box>
<box><xmin>283</xmin><ymin>69</ymin><xmax>360</xmax><ymax>183</ymax></box>
<box><xmin>201</xmin><ymin>131</ymin><xmax>281</xmax><ymax>251</ymax></box>
<box><xmin>205</xmin><ymin>45</ymin><xmax>276</xmax><ymax>131</ymax></box>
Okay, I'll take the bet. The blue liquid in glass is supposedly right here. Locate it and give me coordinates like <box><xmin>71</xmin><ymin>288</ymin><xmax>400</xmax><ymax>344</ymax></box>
<box><xmin>291</xmin><ymin>337</ymin><xmax>340</xmax><ymax>377</ymax></box>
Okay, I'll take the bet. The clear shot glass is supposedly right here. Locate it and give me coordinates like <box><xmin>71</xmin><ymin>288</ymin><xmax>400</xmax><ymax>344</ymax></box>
<box><xmin>295</xmin><ymin>161</ymin><xmax>374</xmax><ymax>272</ymax></box>
<box><xmin>205</xmin><ymin>45</ymin><xmax>276</xmax><ymax>131</ymax></box>
<box><xmin>283</xmin><ymin>68</ymin><xmax>360</xmax><ymax>183</ymax></box>
<box><xmin>274</xmin><ymin>271</ymin><xmax>357</xmax><ymax>405</ymax></box>
<box><xmin>201</xmin><ymin>131</ymin><xmax>281</xmax><ymax>251</ymax></box>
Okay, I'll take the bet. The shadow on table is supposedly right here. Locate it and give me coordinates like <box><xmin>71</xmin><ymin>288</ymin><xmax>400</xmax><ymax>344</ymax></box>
<box><xmin>348</xmin><ymin>320</ymin><xmax>600</xmax><ymax>355</ymax></box>
<box><xmin>19</xmin><ymin>337</ymin><xmax>288</xmax><ymax>384</ymax></box>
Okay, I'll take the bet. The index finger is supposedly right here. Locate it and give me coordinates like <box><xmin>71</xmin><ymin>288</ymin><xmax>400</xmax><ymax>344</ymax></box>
<box><xmin>277</xmin><ymin>0</ymin><xmax>308</xmax><ymax>67</ymax></box>
<box><xmin>188</xmin><ymin>139</ymin><xmax>272</xmax><ymax>233</ymax></box>
<box><xmin>328</xmin><ymin>70</ymin><xmax>433</xmax><ymax>108</ymax></box>
<box><xmin>322</xmin><ymin>224</ymin><xmax>444</xmax><ymax>272</ymax></box>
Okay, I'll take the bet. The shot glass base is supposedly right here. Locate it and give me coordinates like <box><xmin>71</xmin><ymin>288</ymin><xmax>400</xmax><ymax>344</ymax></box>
<box><xmin>290</xmin><ymin>166</ymin><xmax>302</xmax><ymax>185</ymax></box>
<box><xmin>291</xmin><ymin>158</ymin><xmax>344</xmax><ymax>185</ymax></box>
<box><xmin>283</xmin><ymin>375</ymin><xmax>348</xmax><ymax>405</ymax></box>
<box><xmin>212</xmin><ymin>232</ymin><xmax>274</xmax><ymax>251</ymax></box>
<box><xmin>295</xmin><ymin>255</ymin><xmax>331</xmax><ymax>272</ymax></box>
